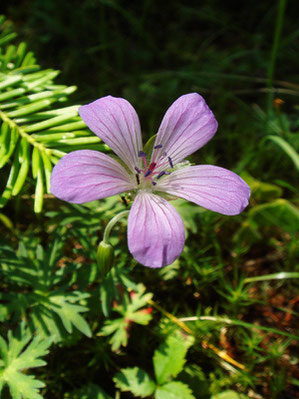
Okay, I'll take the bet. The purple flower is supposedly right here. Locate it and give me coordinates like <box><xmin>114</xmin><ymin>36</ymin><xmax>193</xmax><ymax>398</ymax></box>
<box><xmin>51</xmin><ymin>93</ymin><xmax>250</xmax><ymax>268</ymax></box>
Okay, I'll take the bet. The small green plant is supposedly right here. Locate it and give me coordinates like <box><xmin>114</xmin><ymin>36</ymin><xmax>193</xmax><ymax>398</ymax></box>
<box><xmin>0</xmin><ymin>240</ymin><xmax>91</xmax><ymax>341</ymax></box>
<box><xmin>100</xmin><ymin>284</ymin><xmax>153</xmax><ymax>351</ymax></box>
<box><xmin>114</xmin><ymin>331</ymin><xmax>195</xmax><ymax>398</ymax></box>
<box><xmin>0</xmin><ymin>323</ymin><xmax>52</xmax><ymax>399</ymax></box>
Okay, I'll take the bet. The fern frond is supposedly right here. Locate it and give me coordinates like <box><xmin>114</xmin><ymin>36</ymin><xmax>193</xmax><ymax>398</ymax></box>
<box><xmin>0</xmin><ymin>15</ymin><xmax>106</xmax><ymax>212</ymax></box>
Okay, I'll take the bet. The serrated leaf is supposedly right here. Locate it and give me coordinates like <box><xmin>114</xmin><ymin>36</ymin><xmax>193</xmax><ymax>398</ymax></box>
<box><xmin>153</xmin><ymin>332</ymin><xmax>194</xmax><ymax>385</ymax></box>
<box><xmin>155</xmin><ymin>381</ymin><xmax>195</xmax><ymax>399</ymax></box>
<box><xmin>0</xmin><ymin>241</ymin><xmax>92</xmax><ymax>341</ymax></box>
<box><xmin>100</xmin><ymin>284</ymin><xmax>153</xmax><ymax>351</ymax></box>
<box><xmin>0</xmin><ymin>323</ymin><xmax>51</xmax><ymax>399</ymax></box>
<box><xmin>114</xmin><ymin>367</ymin><xmax>156</xmax><ymax>398</ymax></box>
<box><xmin>49</xmin><ymin>294</ymin><xmax>92</xmax><ymax>337</ymax></box>
<box><xmin>101</xmin><ymin>318</ymin><xmax>128</xmax><ymax>351</ymax></box>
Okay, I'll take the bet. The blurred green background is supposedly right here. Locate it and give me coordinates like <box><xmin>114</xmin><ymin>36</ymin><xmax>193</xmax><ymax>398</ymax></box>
<box><xmin>3</xmin><ymin>0</ymin><xmax>299</xmax><ymax>180</ymax></box>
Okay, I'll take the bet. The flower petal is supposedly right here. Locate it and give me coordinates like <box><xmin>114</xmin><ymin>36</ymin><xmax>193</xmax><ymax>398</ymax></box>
<box><xmin>157</xmin><ymin>165</ymin><xmax>250</xmax><ymax>215</ymax></box>
<box><xmin>153</xmin><ymin>93</ymin><xmax>218</xmax><ymax>165</ymax></box>
<box><xmin>128</xmin><ymin>191</ymin><xmax>185</xmax><ymax>268</ymax></box>
<box><xmin>50</xmin><ymin>150</ymin><xmax>134</xmax><ymax>204</ymax></box>
<box><xmin>79</xmin><ymin>96</ymin><xmax>143</xmax><ymax>172</ymax></box>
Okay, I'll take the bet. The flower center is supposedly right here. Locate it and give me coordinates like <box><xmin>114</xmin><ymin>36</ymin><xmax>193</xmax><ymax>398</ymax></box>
<box><xmin>135</xmin><ymin>145</ymin><xmax>173</xmax><ymax>189</ymax></box>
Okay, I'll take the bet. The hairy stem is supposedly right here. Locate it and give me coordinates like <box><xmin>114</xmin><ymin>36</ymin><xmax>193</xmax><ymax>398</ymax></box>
<box><xmin>103</xmin><ymin>210</ymin><xmax>130</xmax><ymax>243</ymax></box>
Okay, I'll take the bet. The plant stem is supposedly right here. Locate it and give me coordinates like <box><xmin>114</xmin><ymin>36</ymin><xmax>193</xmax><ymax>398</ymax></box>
<box><xmin>103</xmin><ymin>210</ymin><xmax>130</xmax><ymax>243</ymax></box>
<box><xmin>267</xmin><ymin>0</ymin><xmax>287</xmax><ymax>113</ymax></box>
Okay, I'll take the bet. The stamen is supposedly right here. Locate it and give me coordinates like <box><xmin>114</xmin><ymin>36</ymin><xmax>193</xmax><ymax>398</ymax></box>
<box><xmin>136</xmin><ymin>174</ymin><xmax>140</xmax><ymax>185</ymax></box>
<box><xmin>157</xmin><ymin>171</ymin><xmax>166</xmax><ymax>179</ymax></box>
<box><xmin>138</xmin><ymin>150</ymin><xmax>148</xmax><ymax>170</ymax></box>
<box><xmin>154</xmin><ymin>144</ymin><xmax>162</xmax><ymax>149</ymax></box>
<box><xmin>138</xmin><ymin>151</ymin><xmax>147</xmax><ymax>157</ymax></box>
<box><xmin>144</xmin><ymin>169</ymin><xmax>152</xmax><ymax>177</ymax></box>
<box><xmin>155</xmin><ymin>160</ymin><xmax>169</xmax><ymax>169</ymax></box>
<box><xmin>168</xmin><ymin>156</ymin><xmax>173</xmax><ymax>168</ymax></box>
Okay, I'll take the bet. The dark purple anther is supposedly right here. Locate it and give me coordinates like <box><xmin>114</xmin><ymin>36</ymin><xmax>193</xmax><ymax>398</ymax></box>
<box><xmin>168</xmin><ymin>156</ymin><xmax>173</xmax><ymax>168</ymax></box>
<box><xmin>152</xmin><ymin>181</ymin><xmax>157</xmax><ymax>186</ymax></box>
<box><xmin>154</xmin><ymin>144</ymin><xmax>162</xmax><ymax>149</ymax></box>
<box><xmin>157</xmin><ymin>171</ymin><xmax>166</xmax><ymax>179</ymax></box>
<box><xmin>135</xmin><ymin>166</ymin><xmax>141</xmax><ymax>173</ymax></box>
<box><xmin>138</xmin><ymin>151</ymin><xmax>147</xmax><ymax>157</ymax></box>
<box><xmin>144</xmin><ymin>169</ymin><xmax>152</xmax><ymax>177</ymax></box>
<box><xmin>136</xmin><ymin>174</ymin><xmax>140</xmax><ymax>185</ymax></box>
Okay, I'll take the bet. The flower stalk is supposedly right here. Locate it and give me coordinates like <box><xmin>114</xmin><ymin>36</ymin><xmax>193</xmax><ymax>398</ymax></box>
<box><xmin>103</xmin><ymin>210</ymin><xmax>130</xmax><ymax>244</ymax></box>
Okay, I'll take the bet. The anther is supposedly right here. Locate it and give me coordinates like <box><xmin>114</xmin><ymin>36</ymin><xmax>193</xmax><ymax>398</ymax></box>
<box><xmin>168</xmin><ymin>156</ymin><xmax>173</xmax><ymax>168</ymax></box>
<box><xmin>138</xmin><ymin>151</ymin><xmax>147</xmax><ymax>157</ymax></box>
<box><xmin>152</xmin><ymin>181</ymin><xmax>157</xmax><ymax>186</ymax></box>
<box><xmin>157</xmin><ymin>171</ymin><xmax>166</xmax><ymax>179</ymax></box>
<box><xmin>136</xmin><ymin>174</ymin><xmax>140</xmax><ymax>185</ymax></box>
<box><xmin>135</xmin><ymin>166</ymin><xmax>141</xmax><ymax>173</ymax></box>
<box><xmin>144</xmin><ymin>169</ymin><xmax>152</xmax><ymax>177</ymax></box>
<box><xmin>154</xmin><ymin>144</ymin><xmax>162</xmax><ymax>149</ymax></box>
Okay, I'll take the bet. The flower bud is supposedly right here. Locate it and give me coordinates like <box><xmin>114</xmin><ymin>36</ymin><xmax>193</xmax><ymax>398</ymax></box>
<box><xmin>97</xmin><ymin>241</ymin><xmax>114</xmax><ymax>278</ymax></box>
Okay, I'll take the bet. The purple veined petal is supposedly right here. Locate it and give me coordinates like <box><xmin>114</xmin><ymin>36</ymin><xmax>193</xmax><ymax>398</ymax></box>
<box><xmin>128</xmin><ymin>191</ymin><xmax>185</xmax><ymax>268</ymax></box>
<box><xmin>152</xmin><ymin>93</ymin><xmax>218</xmax><ymax>166</ymax></box>
<box><xmin>156</xmin><ymin>165</ymin><xmax>251</xmax><ymax>216</ymax></box>
<box><xmin>50</xmin><ymin>150</ymin><xmax>135</xmax><ymax>204</ymax></box>
<box><xmin>79</xmin><ymin>96</ymin><xmax>143</xmax><ymax>172</ymax></box>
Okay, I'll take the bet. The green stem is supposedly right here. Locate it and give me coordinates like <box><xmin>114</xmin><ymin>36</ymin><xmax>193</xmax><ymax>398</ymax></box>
<box><xmin>103</xmin><ymin>210</ymin><xmax>130</xmax><ymax>243</ymax></box>
<box><xmin>267</xmin><ymin>0</ymin><xmax>287</xmax><ymax>112</ymax></box>
<box><xmin>178</xmin><ymin>315</ymin><xmax>298</xmax><ymax>340</ymax></box>
<box><xmin>0</xmin><ymin>109</ymin><xmax>52</xmax><ymax>156</ymax></box>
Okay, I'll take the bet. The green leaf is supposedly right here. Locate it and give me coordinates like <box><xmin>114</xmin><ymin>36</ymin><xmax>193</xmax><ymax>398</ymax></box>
<box><xmin>34</xmin><ymin>162</ymin><xmax>45</xmax><ymax>213</ymax></box>
<box><xmin>249</xmin><ymin>198</ymin><xmax>299</xmax><ymax>234</ymax></box>
<box><xmin>0</xmin><ymin>240</ymin><xmax>92</xmax><ymax>341</ymax></box>
<box><xmin>114</xmin><ymin>367</ymin><xmax>156</xmax><ymax>398</ymax></box>
<box><xmin>40</xmin><ymin>150</ymin><xmax>52</xmax><ymax>193</ymax></box>
<box><xmin>0</xmin><ymin>154</ymin><xmax>20</xmax><ymax>208</ymax></box>
<box><xmin>192</xmin><ymin>316</ymin><xmax>299</xmax><ymax>340</ymax></box>
<box><xmin>0</xmin><ymin>323</ymin><xmax>51</xmax><ymax>399</ymax></box>
<box><xmin>153</xmin><ymin>332</ymin><xmax>194</xmax><ymax>385</ymax></box>
<box><xmin>100</xmin><ymin>318</ymin><xmax>128</xmax><ymax>351</ymax></box>
<box><xmin>244</xmin><ymin>272</ymin><xmax>299</xmax><ymax>283</ymax></box>
<box><xmin>49</xmin><ymin>294</ymin><xmax>92</xmax><ymax>337</ymax></box>
<box><xmin>0</xmin><ymin>15</ymin><xmax>105</xmax><ymax>212</ymax></box>
<box><xmin>241</xmin><ymin>172</ymin><xmax>283</xmax><ymax>202</ymax></box>
<box><xmin>12</xmin><ymin>137</ymin><xmax>30</xmax><ymax>196</ymax></box>
<box><xmin>143</xmin><ymin>133</ymin><xmax>157</xmax><ymax>163</ymax></box>
<box><xmin>211</xmin><ymin>390</ymin><xmax>248</xmax><ymax>399</ymax></box>
<box><xmin>155</xmin><ymin>381</ymin><xmax>195</xmax><ymax>399</ymax></box>
<box><xmin>100</xmin><ymin>284</ymin><xmax>153</xmax><ymax>351</ymax></box>
<box><xmin>264</xmin><ymin>135</ymin><xmax>299</xmax><ymax>170</ymax></box>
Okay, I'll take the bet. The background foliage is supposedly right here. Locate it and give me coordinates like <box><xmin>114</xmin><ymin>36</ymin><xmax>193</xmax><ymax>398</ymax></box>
<box><xmin>0</xmin><ymin>1</ymin><xmax>298</xmax><ymax>398</ymax></box>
